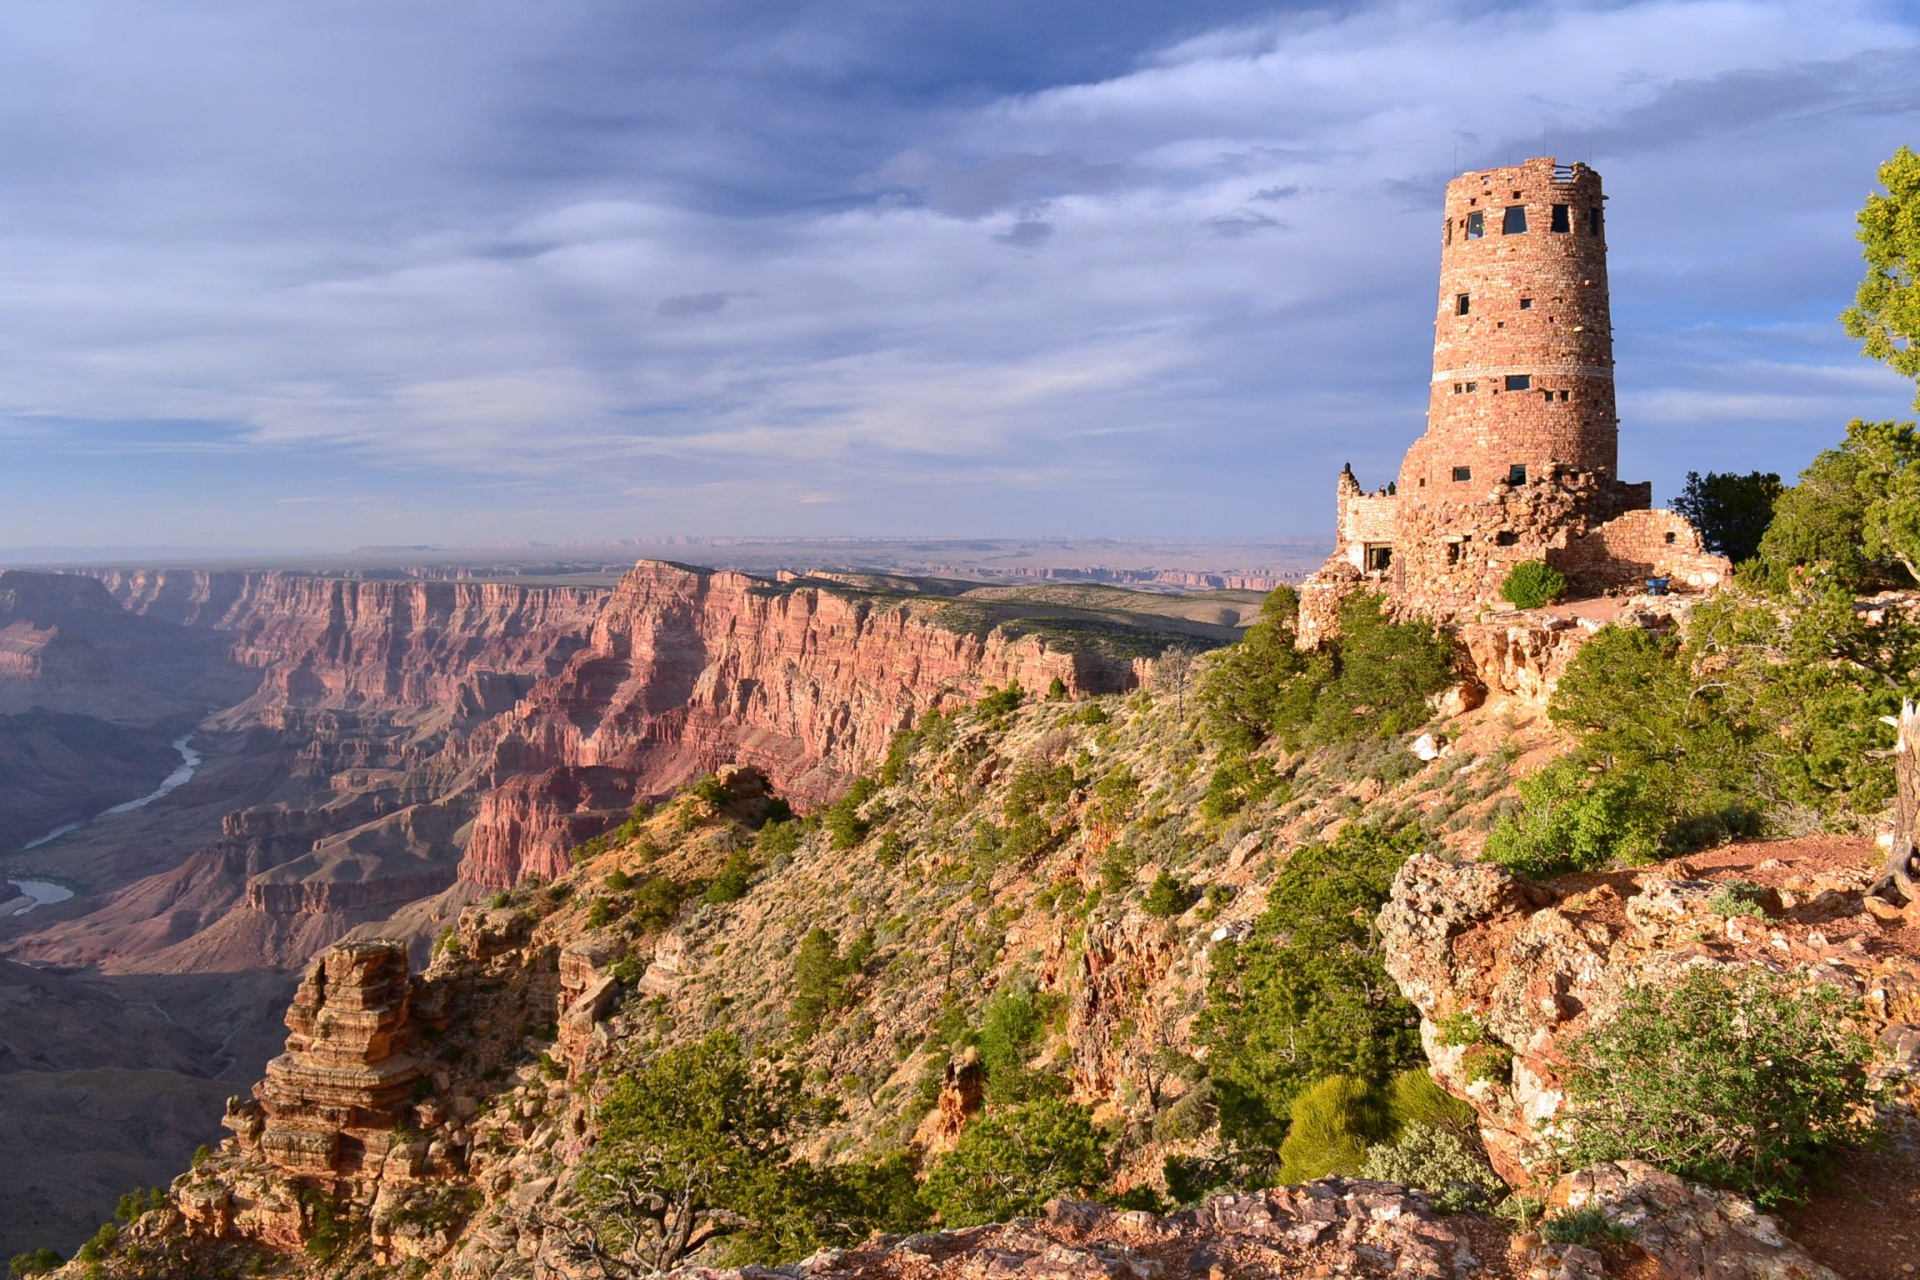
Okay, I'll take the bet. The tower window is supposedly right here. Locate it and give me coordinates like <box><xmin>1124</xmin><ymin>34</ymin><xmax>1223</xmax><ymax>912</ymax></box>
<box><xmin>1541</xmin><ymin>389</ymin><xmax>1553</xmax><ymax>402</ymax></box>
<box><xmin>1502</xmin><ymin>205</ymin><xmax>1527</xmax><ymax>234</ymax></box>
<box><xmin>1445</xmin><ymin>218</ymin><xmax>1452</xmax><ymax>245</ymax></box>
<box><xmin>1588</xmin><ymin>207</ymin><xmax>1602</xmax><ymax>237</ymax></box>
<box><xmin>1496</xmin><ymin>531</ymin><xmax>1520</xmax><ymax>546</ymax></box>
<box><xmin>1456</xmin><ymin>294</ymin><xmax>1470</xmax><ymax>315</ymax></box>
<box><xmin>1464</xmin><ymin>380</ymin><xmax>1477</xmax><ymax>392</ymax></box>
<box><xmin>1505</xmin><ymin>374</ymin><xmax>1531</xmax><ymax>391</ymax></box>
<box><xmin>1466</xmin><ymin>210</ymin><xmax>1485</xmax><ymax>239</ymax></box>
<box><xmin>1445</xmin><ymin>541</ymin><xmax>1463</xmax><ymax>566</ymax></box>
<box><xmin>1559</xmin><ymin>390</ymin><xmax>1570</xmax><ymax>402</ymax></box>
<box><xmin>1664</xmin><ymin>531</ymin><xmax>1677</xmax><ymax>544</ymax></box>
<box><xmin>1507</xmin><ymin>464</ymin><xmax>1528</xmax><ymax>485</ymax></box>
<box><xmin>1364</xmin><ymin>545</ymin><xmax>1393</xmax><ymax>572</ymax></box>
<box><xmin>1551</xmin><ymin>203</ymin><xmax>1570</xmax><ymax>232</ymax></box>
<box><xmin>1519</xmin><ymin>297</ymin><xmax>1533</xmax><ymax>310</ymax></box>
<box><xmin>1451</xmin><ymin>466</ymin><xmax>1472</xmax><ymax>482</ymax></box>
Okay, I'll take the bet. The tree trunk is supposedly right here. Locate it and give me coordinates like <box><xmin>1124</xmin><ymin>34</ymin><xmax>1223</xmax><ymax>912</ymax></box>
<box><xmin>1875</xmin><ymin>699</ymin><xmax>1920</xmax><ymax>904</ymax></box>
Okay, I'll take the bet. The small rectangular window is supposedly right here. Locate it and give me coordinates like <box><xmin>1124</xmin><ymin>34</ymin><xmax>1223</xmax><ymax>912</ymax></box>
<box><xmin>1558</xmin><ymin>390</ymin><xmax>1569</xmax><ymax>402</ymax></box>
<box><xmin>1456</xmin><ymin>294</ymin><xmax>1470</xmax><ymax>316</ymax></box>
<box><xmin>1663</xmin><ymin>531</ymin><xmax>1677</xmax><ymax>545</ymax></box>
<box><xmin>1451</xmin><ymin>466</ymin><xmax>1472</xmax><ymax>482</ymax></box>
<box><xmin>1507</xmin><ymin>464</ymin><xmax>1528</xmax><ymax>485</ymax></box>
<box><xmin>1541</xmin><ymin>389</ymin><xmax>1553</xmax><ymax>402</ymax></box>
<box><xmin>1464</xmin><ymin>380</ymin><xmax>1477</xmax><ymax>392</ymax></box>
<box><xmin>1465</xmin><ymin>210</ymin><xmax>1485</xmax><ymax>239</ymax></box>
<box><xmin>1505</xmin><ymin>374</ymin><xmax>1531</xmax><ymax>391</ymax></box>
<box><xmin>1364</xmin><ymin>545</ymin><xmax>1393</xmax><ymax>572</ymax></box>
<box><xmin>1445</xmin><ymin>541</ymin><xmax>1463</xmax><ymax>566</ymax></box>
<box><xmin>1588</xmin><ymin>207</ymin><xmax>1602</xmax><ymax>237</ymax></box>
<box><xmin>1445</xmin><ymin>218</ymin><xmax>1452</xmax><ymax>246</ymax></box>
<box><xmin>1551</xmin><ymin>203</ymin><xmax>1570</xmax><ymax>233</ymax></box>
<box><xmin>1502</xmin><ymin>205</ymin><xmax>1527</xmax><ymax>234</ymax></box>
<box><xmin>1496</xmin><ymin>530</ymin><xmax>1520</xmax><ymax>546</ymax></box>
<box><xmin>1519</xmin><ymin>297</ymin><xmax>1532</xmax><ymax>310</ymax></box>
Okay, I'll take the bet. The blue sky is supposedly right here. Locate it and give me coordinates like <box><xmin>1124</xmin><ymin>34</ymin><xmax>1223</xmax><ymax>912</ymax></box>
<box><xmin>0</xmin><ymin>0</ymin><xmax>1916</xmax><ymax>550</ymax></box>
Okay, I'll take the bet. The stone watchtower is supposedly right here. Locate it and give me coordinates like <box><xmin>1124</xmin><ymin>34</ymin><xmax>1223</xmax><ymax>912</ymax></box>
<box><xmin>1298</xmin><ymin>158</ymin><xmax>1726</xmax><ymax>643</ymax></box>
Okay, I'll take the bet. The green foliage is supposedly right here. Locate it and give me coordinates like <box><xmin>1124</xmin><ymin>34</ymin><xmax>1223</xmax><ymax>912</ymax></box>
<box><xmin>1434</xmin><ymin>1014</ymin><xmax>1513</xmax><ymax>1087</ymax></box>
<box><xmin>1200</xmin><ymin>592</ymin><xmax>1450</xmax><ymax>755</ymax></box>
<box><xmin>824</xmin><ymin>777</ymin><xmax>877</xmax><ymax>850</ymax></box>
<box><xmin>1499</xmin><ymin>560</ymin><xmax>1567</xmax><ymax>610</ymax></box>
<box><xmin>114</xmin><ymin>1187</ymin><xmax>167</xmax><ymax>1222</ymax></box>
<box><xmin>1200</xmin><ymin>753</ymin><xmax>1286</xmax><ymax>821</ymax></box>
<box><xmin>586</xmin><ymin>897</ymin><xmax>616</xmax><ymax>928</ymax></box>
<box><xmin>789</xmin><ymin>927</ymin><xmax>858</xmax><ymax>1039</ymax></box>
<box><xmin>923</xmin><ymin>1098</ymin><xmax>1109</xmax><ymax>1226</ymax></box>
<box><xmin>689</xmin><ymin>774</ymin><xmax>730</xmax><ymax>808</ymax></box>
<box><xmin>1757</xmin><ymin>418</ymin><xmax>1920</xmax><ymax>591</ymax></box>
<box><xmin>1143</xmin><ymin>871</ymin><xmax>1196</xmax><ymax>918</ymax></box>
<box><xmin>1558</xmin><ymin>968</ymin><xmax>1874</xmax><ymax>1205</ymax></box>
<box><xmin>1361</xmin><ymin>1123</ymin><xmax>1506</xmax><ymax>1213</ymax></box>
<box><xmin>1047</xmin><ymin>676</ymin><xmax>1069</xmax><ymax>701</ymax></box>
<box><xmin>977</xmin><ymin>981</ymin><xmax>1065</xmax><ymax>1104</ymax></box>
<box><xmin>756</xmin><ymin>818</ymin><xmax>801</xmax><ymax>859</ymax></box>
<box><xmin>704</xmin><ymin>848</ymin><xmax>758</xmax><ymax>905</ymax></box>
<box><xmin>579</xmin><ymin>1032</ymin><xmax>862</xmax><ymax>1270</ymax></box>
<box><xmin>75</xmin><ymin>1222</ymin><xmax>117</xmax><ymax>1264</ymax></box>
<box><xmin>1675</xmin><ymin>471</ymin><xmax>1784</xmax><ymax>564</ymax></box>
<box><xmin>1707</xmin><ymin>880</ymin><xmax>1769</xmax><ymax>919</ymax></box>
<box><xmin>631</xmin><ymin>876</ymin><xmax>691</xmax><ymax>931</ymax></box>
<box><xmin>191</xmin><ymin>1143</ymin><xmax>213</xmax><ymax>1169</ymax></box>
<box><xmin>1276</xmin><ymin>1076</ymin><xmax>1389</xmax><ymax>1183</ymax></box>
<box><xmin>7</xmin><ymin>1249</ymin><xmax>62</xmax><ymax>1279</ymax></box>
<box><xmin>1539</xmin><ymin>1208</ymin><xmax>1635</xmax><ymax>1249</ymax></box>
<box><xmin>302</xmin><ymin>1193</ymin><xmax>344</xmax><ymax>1262</ymax></box>
<box><xmin>1202</xmin><ymin>825</ymin><xmax>1427</xmax><ymax>1146</ymax></box>
<box><xmin>1091</xmin><ymin>765</ymin><xmax>1140</xmax><ymax>825</ymax></box>
<box><xmin>605</xmin><ymin>868</ymin><xmax>633</xmax><ymax>892</ymax></box>
<box><xmin>1384</xmin><ymin>1068</ymin><xmax>1478</xmax><ymax>1135</ymax></box>
<box><xmin>976</xmin><ymin>682</ymin><xmax>1026</xmax><ymax>718</ymax></box>
<box><xmin>432</xmin><ymin>926</ymin><xmax>464</xmax><ymax>960</ymax></box>
<box><xmin>1483</xmin><ymin>757</ymin><xmax>1664</xmax><ymax>878</ymax></box>
<box><xmin>1842</xmin><ymin>145</ymin><xmax>1920</xmax><ymax>409</ymax></box>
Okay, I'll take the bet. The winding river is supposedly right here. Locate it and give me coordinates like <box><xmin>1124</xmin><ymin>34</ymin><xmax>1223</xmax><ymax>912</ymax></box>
<box><xmin>7</xmin><ymin>734</ymin><xmax>202</xmax><ymax>914</ymax></box>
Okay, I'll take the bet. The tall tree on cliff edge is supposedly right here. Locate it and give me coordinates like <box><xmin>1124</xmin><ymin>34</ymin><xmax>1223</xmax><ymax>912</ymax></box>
<box><xmin>1843</xmin><ymin>145</ymin><xmax>1920</xmax><ymax>410</ymax></box>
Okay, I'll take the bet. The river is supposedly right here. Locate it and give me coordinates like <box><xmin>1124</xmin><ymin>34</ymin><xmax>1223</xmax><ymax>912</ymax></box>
<box><xmin>16</xmin><ymin>733</ymin><xmax>203</xmax><ymax>854</ymax></box>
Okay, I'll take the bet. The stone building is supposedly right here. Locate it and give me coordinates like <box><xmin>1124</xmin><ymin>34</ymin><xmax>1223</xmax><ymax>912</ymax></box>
<box><xmin>1299</xmin><ymin>158</ymin><xmax>1728</xmax><ymax>644</ymax></box>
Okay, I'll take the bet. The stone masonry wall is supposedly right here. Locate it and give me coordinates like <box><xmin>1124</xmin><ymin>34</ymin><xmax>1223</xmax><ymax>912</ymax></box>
<box><xmin>1398</xmin><ymin>158</ymin><xmax>1616</xmax><ymax>506</ymax></box>
<box><xmin>1558</xmin><ymin>508</ymin><xmax>1729</xmax><ymax>594</ymax></box>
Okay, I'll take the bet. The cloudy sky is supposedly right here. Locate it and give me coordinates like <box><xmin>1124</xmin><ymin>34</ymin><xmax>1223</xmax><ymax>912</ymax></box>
<box><xmin>0</xmin><ymin>0</ymin><xmax>1916</xmax><ymax>551</ymax></box>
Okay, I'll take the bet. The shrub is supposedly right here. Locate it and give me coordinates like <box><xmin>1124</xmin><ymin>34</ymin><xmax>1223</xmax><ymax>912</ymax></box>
<box><xmin>1202</xmin><ymin>825</ymin><xmax>1427</xmax><ymax>1146</ymax></box>
<box><xmin>1674</xmin><ymin>470</ymin><xmax>1784</xmax><ymax>564</ymax></box>
<box><xmin>1200</xmin><ymin>753</ymin><xmax>1286</xmax><ymax>821</ymax></box>
<box><xmin>824</xmin><ymin>778</ymin><xmax>877</xmax><ymax>850</ymax></box>
<box><xmin>923</xmin><ymin>1099</ymin><xmax>1108</xmax><ymax>1226</ymax></box>
<box><xmin>630</xmin><ymin>876</ymin><xmax>689</xmax><ymax>931</ymax></box>
<box><xmin>1143</xmin><ymin>871</ymin><xmax>1196</xmax><ymax>918</ymax></box>
<box><xmin>703</xmin><ymin>849</ymin><xmax>757</xmax><ymax>905</ymax></box>
<box><xmin>1384</xmin><ymin>1068</ymin><xmax>1478</xmax><ymax>1135</ymax></box>
<box><xmin>1558</xmin><ymin>968</ymin><xmax>1874</xmax><ymax>1204</ymax></box>
<box><xmin>1499</xmin><ymin>560</ymin><xmax>1567</xmax><ymax>610</ymax></box>
<box><xmin>1047</xmin><ymin>676</ymin><xmax>1069</xmax><ymax>700</ymax></box>
<box><xmin>976</xmin><ymin>682</ymin><xmax>1026</xmax><ymax>717</ymax></box>
<box><xmin>789</xmin><ymin>927</ymin><xmax>856</xmax><ymax>1039</ymax></box>
<box><xmin>1539</xmin><ymin>1208</ymin><xmax>1635</xmax><ymax>1248</ymax></box>
<box><xmin>586</xmin><ymin>897</ymin><xmax>616</xmax><ymax>928</ymax></box>
<box><xmin>75</xmin><ymin>1223</ymin><xmax>117</xmax><ymax>1264</ymax></box>
<box><xmin>1706</xmin><ymin>880</ymin><xmax>1769</xmax><ymax>919</ymax></box>
<box><xmin>9</xmin><ymin>1249</ymin><xmax>63</xmax><ymax>1278</ymax></box>
<box><xmin>1361</xmin><ymin>1123</ymin><xmax>1506</xmax><ymax>1213</ymax></box>
<box><xmin>605</xmin><ymin>868</ymin><xmax>633</xmax><ymax>892</ymax></box>
<box><xmin>1276</xmin><ymin>1076</ymin><xmax>1389</xmax><ymax>1183</ymax></box>
<box><xmin>757</xmin><ymin>818</ymin><xmax>801</xmax><ymax>858</ymax></box>
<box><xmin>1482</xmin><ymin>758</ymin><xmax>1665</xmax><ymax>878</ymax></box>
<box><xmin>978</xmin><ymin>982</ymin><xmax>1065</xmax><ymax>1104</ymax></box>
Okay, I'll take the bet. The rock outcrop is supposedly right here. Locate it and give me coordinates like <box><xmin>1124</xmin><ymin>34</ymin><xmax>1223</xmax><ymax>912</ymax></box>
<box><xmin>457</xmin><ymin>561</ymin><xmax>1143</xmax><ymax>884</ymax></box>
<box><xmin>1379</xmin><ymin>839</ymin><xmax>1920</xmax><ymax>1185</ymax></box>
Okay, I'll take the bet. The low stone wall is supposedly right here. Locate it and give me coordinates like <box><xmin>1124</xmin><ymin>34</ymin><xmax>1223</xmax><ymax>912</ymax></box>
<box><xmin>1555</xmin><ymin>508</ymin><xmax>1729</xmax><ymax>594</ymax></box>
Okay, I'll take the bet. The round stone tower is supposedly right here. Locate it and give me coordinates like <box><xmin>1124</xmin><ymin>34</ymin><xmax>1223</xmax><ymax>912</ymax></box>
<box><xmin>1397</xmin><ymin>157</ymin><xmax>1615</xmax><ymax>503</ymax></box>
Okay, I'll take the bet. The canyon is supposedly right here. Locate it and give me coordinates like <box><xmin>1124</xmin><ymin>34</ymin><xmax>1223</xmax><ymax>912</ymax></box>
<box><xmin>0</xmin><ymin>558</ymin><xmax>1230</xmax><ymax>1259</ymax></box>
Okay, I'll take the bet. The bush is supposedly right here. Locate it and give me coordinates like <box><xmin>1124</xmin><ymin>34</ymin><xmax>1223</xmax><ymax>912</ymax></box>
<box><xmin>1558</xmin><ymin>968</ymin><xmax>1873</xmax><ymax>1205</ymax></box>
<box><xmin>923</xmin><ymin>1099</ymin><xmax>1108</xmax><ymax>1226</ymax></box>
<box><xmin>1674</xmin><ymin>471</ymin><xmax>1784</xmax><ymax>564</ymax></box>
<box><xmin>1276</xmin><ymin>1076</ymin><xmax>1389</xmax><ymax>1183</ymax></box>
<box><xmin>789</xmin><ymin>927</ymin><xmax>857</xmax><ymax>1039</ymax></box>
<box><xmin>630</xmin><ymin>876</ymin><xmax>690</xmax><ymax>931</ymax></box>
<box><xmin>1047</xmin><ymin>676</ymin><xmax>1069</xmax><ymax>700</ymax></box>
<box><xmin>1499</xmin><ymin>560</ymin><xmax>1567</xmax><ymax>610</ymax></box>
<box><xmin>977</xmin><ymin>981</ymin><xmax>1064</xmax><ymax>1104</ymax></box>
<box><xmin>1706</xmin><ymin>880</ymin><xmax>1769</xmax><ymax>919</ymax></box>
<box><xmin>1539</xmin><ymin>1208</ymin><xmax>1635</xmax><ymax>1248</ymax></box>
<box><xmin>757</xmin><ymin>818</ymin><xmax>801</xmax><ymax>858</ymax></box>
<box><xmin>976</xmin><ymin>682</ymin><xmax>1026</xmax><ymax>717</ymax></box>
<box><xmin>1384</xmin><ymin>1068</ymin><xmax>1478</xmax><ymax>1135</ymax></box>
<box><xmin>703</xmin><ymin>848</ymin><xmax>758</xmax><ymax>904</ymax></box>
<box><xmin>1483</xmin><ymin>758</ymin><xmax>1665</xmax><ymax>878</ymax></box>
<box><xmin>1202</xmin><ymin>825</ymin><xmax>1427</xmax><ymax>1146</ymax></box>
<box><xmin>1143</xmin><ymin>871</ymin><xmax>1196</xmax><ymax>918</ymax></box>
<box><xmin>824</xmin><ymin>777</ymin><xmax>877</xmax><ymax>850</ymax></box>
<box><xmin>1200</xmin><ymin>753</ymin><xmax>1286</xmax><ymax>821</ymax></box>
<box><xmin>1362</xmin><ymin>1123</ymin><xmax>1506</xmax><ymax>1212</ymax></box>
<box><xmin>8</xmin><ymin>1250</ymin><xmax>63</xmax><ymax>1278</ymax></box>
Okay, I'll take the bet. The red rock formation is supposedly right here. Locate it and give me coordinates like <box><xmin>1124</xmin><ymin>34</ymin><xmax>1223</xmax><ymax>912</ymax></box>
<box><xmin>458</xmin><ymin>561</ymin><xmax>1142</xmax><ymax>886</ymax></box>
<box><xmin>96</xmin><ymin>569</ymin><xmax>608</xmax><ymax>714</ymax></box>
